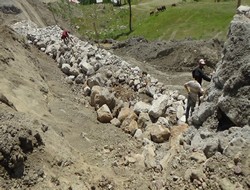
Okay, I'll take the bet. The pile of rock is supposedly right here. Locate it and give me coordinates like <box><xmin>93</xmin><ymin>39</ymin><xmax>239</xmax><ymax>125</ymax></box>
<box><xmin>11</xmin><ymin>20</ymin><xmax>188</xmax><ymax>144</ymax></box>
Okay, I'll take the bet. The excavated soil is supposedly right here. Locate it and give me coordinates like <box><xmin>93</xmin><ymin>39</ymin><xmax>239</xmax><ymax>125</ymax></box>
<box><xmin>110</xmin><ymin>37</ymin><xmax>223</xmax><ymax>94</ymax></box>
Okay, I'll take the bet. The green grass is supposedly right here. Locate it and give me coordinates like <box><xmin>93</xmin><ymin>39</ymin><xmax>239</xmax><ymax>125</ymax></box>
<box><xmin>52</xmin><ymin>0</ymin><xmax>250</xmax><ymax>41</ymax></box>
<box><xmin>70</xmin><ymin>4</ymin><xmax>130</xmax><ymax>40</ymax></box>
<box><xmin>132</xmin><ymin>2</ymin><xmax>236</xmax><ymax>40</ymax></box>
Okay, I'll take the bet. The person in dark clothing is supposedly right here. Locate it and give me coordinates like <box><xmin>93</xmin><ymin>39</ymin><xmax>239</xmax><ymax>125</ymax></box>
<box><xmin>192</xmin><ymin>59</ymin><xmax>211</xmax><ymax>105</ymax></box>
<box><xmin>192</xmin><ymin>59</ymin><xmax>211</xmax><ymax>85</ymax></box>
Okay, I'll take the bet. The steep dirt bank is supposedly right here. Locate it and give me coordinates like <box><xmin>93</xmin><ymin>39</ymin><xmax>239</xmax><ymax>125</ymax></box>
<box><xmin>0</xmin><ymin>0</ymin><xmax>70</xmax><ymax>29</ymax></box>
<box><xmin>0</xmin><ymin>25</ymin><xmax>156</xmax><ymax>190</ymax></box>
<box><xmin>0</xmin><ymin>2</ymin><xmax>154</xmax><ymax>189</ymax></box>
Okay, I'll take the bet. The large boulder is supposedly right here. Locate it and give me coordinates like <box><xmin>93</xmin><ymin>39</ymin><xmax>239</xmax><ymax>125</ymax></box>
<box><xmin>97</xmin><ymin>104</ymin><xmax>113</xmax><ymax>123</ymax></box>
<box><xmin>90</xmin><ymin>86</ymin><xmax>116</xmax><ymax>110</ymax></box>
<box><xmin>144</xmin><ymin>124</ymin><xmax>171</xmax><ymax>143</ymax></box>
<box><xmin>120</xmin><ymin>118</ymin><xmax>138</xmax><ymax>136</ymax></box>
<box><xmin>117</xmin><ymin>107</ymin><xmax>138</xmax><ymax>123</ymax></box>
<box><xmin>149</xmin><ymin>95</ymin><xmax>169</xmax><ymax>119</ymax></box>
<box><xmin>133</xmin><ymin>101</ymin><xmax>151</xmax><ymax>115</ymax></box>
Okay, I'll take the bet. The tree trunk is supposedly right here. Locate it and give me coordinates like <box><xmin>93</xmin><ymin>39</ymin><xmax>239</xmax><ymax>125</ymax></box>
<box><xmin>93</xmin><ymin>22</ymin><xmax>100</xmax><ymax>48</ymax></box>
<box><xmin>65</xmin><ymin>0</ymin><xmax>73</xmax><ymax>29</ymax></box>
<box><xmin>128</xmin><ymin>0</ymin><xmax>132</xmax><ymax>32</ymax></box>
<box><xmin>237</xmin><ymin>0</ymin><xmax>241</xmax><ymax>8</ymax></box>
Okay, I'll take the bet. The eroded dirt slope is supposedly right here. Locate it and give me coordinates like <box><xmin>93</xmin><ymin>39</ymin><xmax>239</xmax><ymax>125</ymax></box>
<box><xmin>0</xmin><ymin>2</ymin><xmax>155</xmax><ymax>189</ymax></box>
<box><xmin>0</xmin><ymin>24</ymin><xmax>159</xmax><ymax>189</ymax></box>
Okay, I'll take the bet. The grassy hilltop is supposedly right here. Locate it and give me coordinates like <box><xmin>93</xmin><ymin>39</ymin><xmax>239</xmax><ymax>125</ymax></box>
<box><xmin>50</xmin><ymin>0</ymin><xmax>250</xmax><ymax>41</ymax></box>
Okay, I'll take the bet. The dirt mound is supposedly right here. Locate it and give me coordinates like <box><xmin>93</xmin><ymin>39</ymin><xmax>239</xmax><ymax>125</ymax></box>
<box><xmin>0</xmin><ymin>5</ymin><xmax>21</xmax><ymax>14</ymax></box>
<box><xmin>112</xmin><ymin>37</ymin><xmax>223</xmax><ymax>72</ymax></box>
<box><xmin>0</xmin><ymin>122</ymin><xmax>43</xmax><ymax>178</ymax></box>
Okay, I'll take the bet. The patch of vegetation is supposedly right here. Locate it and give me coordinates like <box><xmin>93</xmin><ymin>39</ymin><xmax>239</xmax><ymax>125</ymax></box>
<box><xmin>132</xmin><ymin>2</ymin><xmax>236</xmax><ymax>40</ymax></box>
<box><xmin>48</xmin><ymin>0</ymin><xmax>250</xmax><ymax>41</ymax></box>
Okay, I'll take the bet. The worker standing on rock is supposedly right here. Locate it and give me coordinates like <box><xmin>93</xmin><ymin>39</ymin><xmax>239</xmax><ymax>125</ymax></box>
<box><xmin>184</xmin><ymin>80</ymin><xmax>204</xmax><ymax>124</ymax></box>
<box><xmin>61</xmin><ymin>29</ymin><xmax>73</xmax><ymax>44</ymax></box>
<box><xmin>192</xmin><ymin>59</ymin><xmax>211</xmax><ymax>105</ymax></box>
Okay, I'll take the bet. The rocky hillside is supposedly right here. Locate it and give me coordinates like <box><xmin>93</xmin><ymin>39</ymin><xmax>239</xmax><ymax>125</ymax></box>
<box><xmin>192</xmin><ymin>6</ymin><xmax>250</xmax><ymax>128</ymax></box>
<box><xmin>0</xmin><ymin>1</ymin><xmax>249</xmax><ymax>190</ymax></box>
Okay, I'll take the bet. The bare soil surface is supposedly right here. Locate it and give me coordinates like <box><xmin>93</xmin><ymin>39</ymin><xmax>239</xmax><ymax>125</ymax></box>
<box><xmin>0</xmin><ymin>23</ymin><xmax>152</xmax><ymax>190</ymax></box>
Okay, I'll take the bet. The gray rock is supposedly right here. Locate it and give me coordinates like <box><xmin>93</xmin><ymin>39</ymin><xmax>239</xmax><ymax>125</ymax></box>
<box><xmin>156</xmin><ymin>117</ymin><xmax>169</xmax><ymax>128</ymax></box>
<box><xmin>75</xmin><ymin>74</ymin><xmax>85</xmax><ymax>84</ymax></box>
<box><xmin>134</xmin><ymin>129</ymin><xmax>143</xmax><ymax>139</ymax></box>
<box><xmin>61</xmin><ymin>64</ymin><xmax>71</xmax><ymax>75</ymax></box>
<box><xmin>137</xmin><ymin>112</ymin><xmax>151</xmax><ymax>129</ymax></box>
<box><xmin>69</xmin><ymin>67</ymin><xmax>80</xmax><ymax>77</ymax></box>
<box><xmin>149</xmin><ymin>95</ymin><xmax>169</xmax><ymax>119</ymax></box>
<box><xmin>110</xmin><ymin>118</ymin><xmax>121</xmax><ymax>127</ymax></box>
<box><xmin>203</xmin><ymin>138</ymin><xmax>219</xmax><ymax>158</ymax></box>
<box><xmin>237</xmin><ymin>5</ymin><xmax>250</xmax><ymax>14</ymax></box>
<box><xmin>142</xmin><ymin>138</ymin><xmax>157</xmax><ymax>169</ymax></box>
<box><xmin>176</xmin><ymin>104</ymin><xmax>184</xmax><ymax>120</ymax></box>
<box><xmin>87</xmin><ymin>73</ymin><xmax>106</xmax><ymax>88</ymax></box>
<box><xmin>133</xmin><ymin>101</ymin><xmax>151</xmax><ymax>115</ymax></box>
<box><xmin>191</xmin><ymin>102</ymin><xmax>216</xmax><ymax>126</ymax></box>
<box><xmin>83</xmin><ymin>86</ymin><xmax>91</xmax><ymax>96</ymax></box>
<box><xmin>79</xmin><ymin>60</ymin><xmax>94</xmax><ymax>75</ymax></box>
<box><xmin>191</xmin><ymin>12</ymin><xmax>250</xmax><ymax>128</ymax></box>
<box><xmin>146</xmin><ymin>85</ymin><xmax>157</xmax><ymax>97</ymax></box>
<box><xmin>223</xmin><ymin>137</ymin><xmax>246</xmax><ymax>157</ymax></box>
